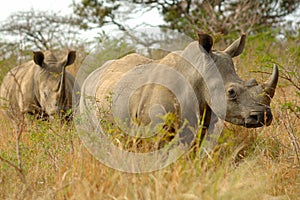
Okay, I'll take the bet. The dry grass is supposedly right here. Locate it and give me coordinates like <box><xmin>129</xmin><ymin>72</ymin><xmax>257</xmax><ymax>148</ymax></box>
<box><xmin>1</xmin><ymin>105</ymin><xmax>299</xmax><ymax>200</ymax></box>
<box><xmin>0</xmin><ymin>34</ymin><xmax>299</xmax><ymax>199</ymax></box>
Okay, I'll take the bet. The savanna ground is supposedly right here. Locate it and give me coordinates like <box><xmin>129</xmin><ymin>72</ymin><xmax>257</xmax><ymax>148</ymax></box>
<box><xmin>0</xmin><ymin>32</ymin><xmax>299</xmax><ymax>200</ymax></box>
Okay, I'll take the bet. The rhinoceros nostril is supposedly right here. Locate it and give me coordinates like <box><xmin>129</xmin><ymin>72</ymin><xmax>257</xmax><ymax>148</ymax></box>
<box><xmin>265</xmin><ymin>110</ymin><xmax>273</xmax><ymax>125</ymax></box>
<box><xmin>244</xmin><ymin>111</ymin><xmax>266</xmax><ymax>128</ymax></box>
<box><xmin>246</xmin><ymin>109</ymin><xmax>273</xmax><ymax>127</ymax></box>
<box><xmin>249</xmin><ymin>114</ymin><xmax>259</xmax><ymax>122</ymax></box>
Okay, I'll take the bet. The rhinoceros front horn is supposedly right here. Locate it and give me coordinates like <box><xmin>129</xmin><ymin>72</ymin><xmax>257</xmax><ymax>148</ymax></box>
<box><xmin>263</xmin><ymin>64</ymin><xmax>279</xmax><ymax>98</ymax></box>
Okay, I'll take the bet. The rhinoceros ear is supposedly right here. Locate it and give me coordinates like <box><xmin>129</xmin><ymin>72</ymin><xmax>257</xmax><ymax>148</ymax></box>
<box><xmin>33</xmin><ymin>51</ymin><xmax>44</xmax><ymax>67</ymax></box>
<box><xmin>64</xmin><ymin>51</ymin><xmax>76</xmax><ymax>67</ymax></box>
<box><xmin>224</xmin><ymin>34</ymin><xmax>246</xmax><ymax>58</ymax></box>
<box><xmin>198</xmin><ymin>33</ymin><xmax>213</xmax><ymax>53</ymax></box>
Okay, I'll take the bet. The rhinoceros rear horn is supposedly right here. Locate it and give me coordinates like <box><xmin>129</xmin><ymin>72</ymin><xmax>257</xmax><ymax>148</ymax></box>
<box><xmin>224</xmin><ymin>34</ymin><xmax>246</xmax><ymax>58</ymax></box>
<box><xmin>262</xmin><ymin>64</ymin><xmax>279</xmax><ymax>98</ymax></box>
<box><xmin>33</xmin><ymin>51</ymin><xmax>44</xmax><ymax>67</ymax></box>
<box><xmin>64</xmin><ymin>51</ymin><xmax>76</xmax><ymax>67</ymax></box>
<box><xmin>198</xmin><ymin>33</ymin><xmax>213</xmax><ymax>53</ymax></box>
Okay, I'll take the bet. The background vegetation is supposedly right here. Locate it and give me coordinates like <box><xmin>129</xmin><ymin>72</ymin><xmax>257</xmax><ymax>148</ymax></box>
<box><xmin>0</xmin><ymin>0</ymin><xmax>299</xmax><ymax>199</ymax></box>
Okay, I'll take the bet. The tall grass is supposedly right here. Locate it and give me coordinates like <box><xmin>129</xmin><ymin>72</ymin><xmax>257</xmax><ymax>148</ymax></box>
<box><xmin>0</xmin><ymin>33</ymin><xmax>299</xmax><ymax>199</ymax></box>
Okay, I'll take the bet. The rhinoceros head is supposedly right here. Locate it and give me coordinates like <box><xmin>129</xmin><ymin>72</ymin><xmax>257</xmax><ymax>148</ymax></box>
<box><xmin>33</xmin><ymin>50</ymin><xmax>76</xmax><ymax>117</ymax></box>
<box><xmin>198</xmin><ymin>33</ymin><xmax>278</xmax><ymax>128</ymax></box>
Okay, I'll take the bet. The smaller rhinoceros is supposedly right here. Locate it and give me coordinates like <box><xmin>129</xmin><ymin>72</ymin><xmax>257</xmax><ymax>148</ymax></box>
<box><xmin>0</xmin><ymin>50</ymin><xmax>80</xmax><ymax>120</ymax></box>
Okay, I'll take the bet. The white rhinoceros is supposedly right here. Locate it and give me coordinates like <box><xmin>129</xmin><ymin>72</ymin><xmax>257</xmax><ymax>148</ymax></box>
<box><xmin>80</xmin><ymin>33</ymin><xmax>278</xmax><ymax>142</ymax></box>
<box><xmin>0</xmin><ymin>50</ymin><xmax>80</xmax><ymax>119</ymax></box>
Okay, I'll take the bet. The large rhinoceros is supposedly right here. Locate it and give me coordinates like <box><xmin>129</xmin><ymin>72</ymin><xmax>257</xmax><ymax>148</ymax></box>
<box><xmin>0</xmin><ymin>50</ymin><xmax>80</xmax><ymax>120</ymax></box>
<box><xmin>80</xmin><ymin>33</ymin><xmax>278</xmax><ymax>143</ymax></box>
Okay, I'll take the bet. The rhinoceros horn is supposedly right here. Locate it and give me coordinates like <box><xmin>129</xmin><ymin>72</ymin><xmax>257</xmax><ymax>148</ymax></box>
<box><xmin>262</xmin><ymin>64</ymin><xmax>279</xmax><ymax>98</ymax></box>
<box><xmin>58</xmin><ymin>51</ymin><xmax>76</xmax><ymax>104</ymax></box>
<box><xmin>58</xmin><ymin>65</ymin><xmax>66</xmax><ymax>98</ymax></box>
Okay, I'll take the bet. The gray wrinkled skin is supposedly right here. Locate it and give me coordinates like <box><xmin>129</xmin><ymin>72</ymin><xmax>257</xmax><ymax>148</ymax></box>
<box><xmin>0</xmin><ymin>50</ymin><xmax>80</xmax><ymax>119</ymax></box>
<box><xmin>81</xmin><ymin>34</ymin><xmax>278</xmax><ymax>132</ymax></box>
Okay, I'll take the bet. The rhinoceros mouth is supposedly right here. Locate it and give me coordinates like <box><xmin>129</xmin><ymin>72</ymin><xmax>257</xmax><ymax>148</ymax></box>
<box><xmin>244</xmin><ymin>110</ymin><xmax>273</xmax><ymax>128</ymax></box>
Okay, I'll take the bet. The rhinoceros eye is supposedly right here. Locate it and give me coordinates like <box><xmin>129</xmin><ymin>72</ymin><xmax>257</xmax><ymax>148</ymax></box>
<box><xmin>227</xmin><ymin>88</ymin><xmax>237</xmax><ymax>99</ymax></box>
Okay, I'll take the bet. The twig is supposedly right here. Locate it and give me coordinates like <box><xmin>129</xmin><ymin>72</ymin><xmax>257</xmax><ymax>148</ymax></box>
<box><xmin>280</xmin><ymin>90</ymin><xmax>300</xmax><ymax>167</ymax></box>
<box><xmin>282</xmin><ymin>112</ymin><xmax>300</xmax><ymax>167</ymax></box>
<box><xmin>0</xmin><ymin>70</ymin><xmax>27</xmax><ymax>184</ymax></box>
<box><xmin>0</xmin><ymin>155</ymin><xmax>26</xmax><ymax>183</ymax></box>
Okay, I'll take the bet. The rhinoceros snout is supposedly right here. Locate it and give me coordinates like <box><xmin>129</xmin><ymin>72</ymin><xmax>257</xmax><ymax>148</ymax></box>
<box><xmin>244</xmin><ymin>109</ymin><xmax>273</xmax><ymax>128</ymax></box>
